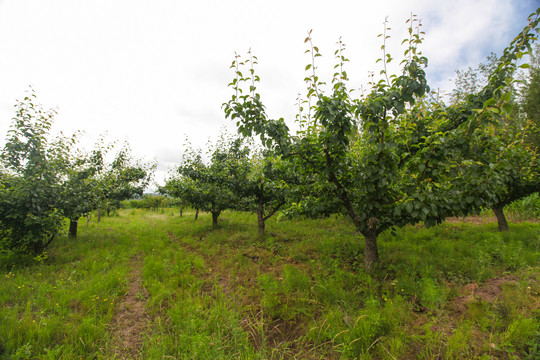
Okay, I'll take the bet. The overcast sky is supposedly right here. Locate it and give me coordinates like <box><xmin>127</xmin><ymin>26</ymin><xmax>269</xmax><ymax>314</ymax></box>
<box><xmin>0</xmin><ymin>0</ymin><xmax>538</xmax><ymax>188</ymax></box>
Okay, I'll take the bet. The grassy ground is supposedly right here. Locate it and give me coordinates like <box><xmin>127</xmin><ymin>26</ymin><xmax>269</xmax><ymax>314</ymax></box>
<box><xmin>0</xmin><ymin>208</ymin><xmax>538</xmax><ymax>359</ymax></box>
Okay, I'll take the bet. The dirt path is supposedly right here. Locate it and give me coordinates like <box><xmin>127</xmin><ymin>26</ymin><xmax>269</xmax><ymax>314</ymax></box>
<box><xmin>111</xmin><ymin>254</ymin><xmax>147</xmax><ymax>359</ymax></box>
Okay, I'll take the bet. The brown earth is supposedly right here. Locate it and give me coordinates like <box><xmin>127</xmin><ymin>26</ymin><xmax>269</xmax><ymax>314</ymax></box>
<box><xmin>405</xmin><ymin>275</ymin><xmax>527</xmax><ymax>359</ymax></box>
<box><xmin>445</xmin><ymin>215</ymin><xmax>539</xmax><ymax>225</ymax></box>
<box><xmin>449</xmin><ymin>275</ymin><xmax>518</xmax><ymax>318</ymax></box>
<box><xmin>111</xmin><ymin>254</ymin><xmax>147</xmax><ymax>359</ymax></box>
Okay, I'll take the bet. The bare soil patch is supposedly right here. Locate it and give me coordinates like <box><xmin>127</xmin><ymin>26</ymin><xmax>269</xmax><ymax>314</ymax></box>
<box><xmin>449</xmin><ymin>275</ymin><xmax>518</xmax><ymax>318</ymax></box>
<box><xmin>445</xmin><ymin>215</ymin><xmax>539</xmax><ymax>225</ymax></box>
<box><xmin>445</xmin><ymin>216</ymin><xmax>497</xmax><ymax>225</ymax></box>
<box><xmin>111</xmin><ymin>254</ymin><xmax>148</xmax><ymax>359</ymax></box>
<box><xmin>407</xmin><ymin>275</ymin><xmax>523</xmax><ymax>358</ymax></box>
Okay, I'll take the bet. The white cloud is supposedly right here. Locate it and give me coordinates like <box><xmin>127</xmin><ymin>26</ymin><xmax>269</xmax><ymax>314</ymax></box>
<box><xmin>421</xmin><ymin>0</ymin><xmax>517</xmax><ymax>89</ymax></box>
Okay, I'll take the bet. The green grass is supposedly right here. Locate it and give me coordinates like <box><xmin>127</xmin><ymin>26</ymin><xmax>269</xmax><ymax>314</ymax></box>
<box><xmin>0</xmin><ymin>208</ymin><xmax>538</xmax><ymax>359</ymax></box>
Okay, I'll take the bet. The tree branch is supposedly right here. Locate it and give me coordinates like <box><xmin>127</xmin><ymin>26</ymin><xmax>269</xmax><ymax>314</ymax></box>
<box><xmin>263</xmin><ymin>201</ymin><xmax>285</xmax><ymax>221</ymax></box>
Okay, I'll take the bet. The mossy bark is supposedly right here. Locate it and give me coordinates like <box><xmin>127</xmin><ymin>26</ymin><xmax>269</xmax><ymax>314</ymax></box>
<box><xmin>211</xmin><ymin>203</ymin><xmax>220</xmax><ymax>227</ymax></box>
<box><xmin>493</xmin><ymin>207</ymin><xmax>509</xmax><ymax>231</ymax></box>
<box><xmin>363</xmin><ymin>232</ymin><xmax>379</xmax><ymax>272</ymax></box>
<box><xmin>69</xmin><ymin>219</ymin><xmax>78</xmax><ymax>238</ymax></box>
<box><xmin>257</xmin><ymin>196</ymin><xmax>265</xmax><ymax>236</ymax></box>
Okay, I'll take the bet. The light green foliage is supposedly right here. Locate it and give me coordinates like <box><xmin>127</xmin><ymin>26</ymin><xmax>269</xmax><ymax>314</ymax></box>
<box><xmin>450</xmin><ymin>52</ymin><xmax>498</xmax><ymax>105</ymax></box>
<box><xmin>501</xmin><ymin>316</ymin><xmax>538</xmax><ymax>353</ymax></box>
<box><xmin>0</xmin><ymin>89</ymin><xmax>72</xmax><ymax>254</ymax></box>
<box><xmin>95</xmin><ymin>143</ymin><xmax>155</xmax><ymax>216</ymax></box>
<box><xmin>522</xmin><ymin>42</ymin><xmax>540</xmax><ymax>147</ymax></box>
<box><xmin>162</xmin><ymin>135</ymin><xmax>252</xmax><ymax>226</ymax></box>
<box><xmin>282</xmin><ymin>264</ymin><xmax>310</xmax><ymax>292</ymax></box>
<box><xmin>238</xmin><ymin>150</ymin><xmax>298</xmax><ymax>234</ymax></box>
<box><xmin>445</xmin><ymin>321</ymin><xmax>475</xmax><ymax>359</ymax></box>
<box><xmin>505</xmin><ymin>192</ymin><xmax>540</xmax><ymax>219</ymax></box>
<box><xmin>0</xmin><ymin>90</ymin><xmax>154</xmax><ymax>248</ymax></box>
<box><xmin>225</xmin><ymin>12</ymin><xmax>540</xmax><ymax>270</ymax></box>
<box><xmin>448</xmin><ymin>22</ymin><xmax>540</xmax><ymax>231</ymax></box>
<box><xmin>57</xmin><ymin>142</ymin><xmax>108</xmax><ymax>238</ymax></box>
<box><xmin>125</xmin><ymin>194</ymin><xmax>167</xmax><ymax>211</ymax></box>
<box><xmin>419</xmin><ymin>277</ymin><xmax>445</xmax><ymax>310</ymax></box>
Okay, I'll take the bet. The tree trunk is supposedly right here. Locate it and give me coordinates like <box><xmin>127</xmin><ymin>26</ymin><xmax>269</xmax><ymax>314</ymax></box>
<box><xmin>33</xmin><ymin>240</ymin><xmax>44</xmax><ymax>255</ymax></box>
<box><xmin>195</xmin><ymin>208</ymin><xmax>199</xmax><ymax>220</ymax></box>
<box><xmin>211</xmin><ymin>203</ymin><xmax>220</xmax><ymax>227</ymax></box>
<box><xmin>97</xmin><ymin>210</ymin><xmax>102</xmax><ymax>223</ymax></box>
<box><xmin>493</xmin><ymin>206</ymin><xmax>509</xmax><ymax>231</ymax></box>
<box><xmin>257</xmin><ymin>195</ymin><xmax>265</xmax><ymax>236</ymax></box>
<box><xmin>257</xmin><ymin>211</ymin><xmax>266</xmax><ymax>236</ymax></box>
<box><xmin>69</xmin><ymin>219</ymin><xmax>78</xmax><ymax>238</ymax></box>
<box><xmin>180</xmin><ymin>207</ymin><xmax>183</xmax><ymax>217</ymax></box>
<box><xmin>106</xmin><ymin>208</ymin><xmax>110</xmax><ymax>217</ymax></box>
<box><xmin>86</xmin><ymin>214</ymin><xmax>91</xmax><ymax>226</ymax></box>
<box><xmin>257</xmin><ymin>213</ymin><xmax>265</xmax><ymax>235</ymax></box>
<box><xmin>363</xmin><ymin>232</ymin><xmax>379</xmax><ymax>272</ymax></box>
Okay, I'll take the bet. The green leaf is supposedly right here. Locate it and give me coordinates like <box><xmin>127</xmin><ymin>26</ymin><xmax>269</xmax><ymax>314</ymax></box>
<box><xmin>482</xmin><ymin>98</ymin><xmax>497</xmax><ymax>108</ymax></box>
<box><xmin>405</xmin><ymin>202</ymin><xmax>413</xmax><ymax>213</ymax></box>
<box><xmin>501</xmin><ymin>102</ymin><xmax>513</xmax><ymax>114</ymax></box>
